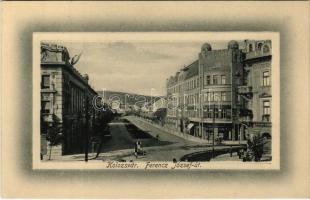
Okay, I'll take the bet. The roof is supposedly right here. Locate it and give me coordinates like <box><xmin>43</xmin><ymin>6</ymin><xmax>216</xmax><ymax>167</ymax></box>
<box><xmin>41</xmin><ymin>43</ymin><xmax>97</xmax><ymax>95</ymax></box>
<box><xmin>184</xmin><ymin>60</ymin><xmax>199</xmax><ymax>80</ymax></box>
<box><xmin>167</xmin><ymin>60</ymin><xmax>199</xmax><ymax>87</ymax></box>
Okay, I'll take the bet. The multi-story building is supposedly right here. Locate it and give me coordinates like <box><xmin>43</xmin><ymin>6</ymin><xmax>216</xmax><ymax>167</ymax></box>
<box><xmin>166</xmin><ymin>41</ymin><xmax>245</xmax><ymax>141</ymax></box>
<box><xmin>239</xmin><ymin>40</ymin><xmax>272</xmax><ymax>139</ymax></box>
<box><xmin>198</xmin><ymin>41</ymin><xmax>244</xmax><ymax>141</ymax></box>
<box><xmin>40</xmin><ymin>43</ymin><xmax>98</xmax><ymax>157</ymax></box>
<box><xmin>166</xmin><ymin>40</ymin><xmax>273</xmax><ymax>142</ymax></box>
<box><xmin>166</xmin><ymin>60</ymin><xmax>200</xmax><ymax>134</ymax></box>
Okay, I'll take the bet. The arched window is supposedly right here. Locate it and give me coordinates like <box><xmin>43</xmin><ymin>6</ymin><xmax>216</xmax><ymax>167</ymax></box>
<box><xmin>263</xmin><ymin>45</ymin><xmax>270</xmax><ymax>53</ymax></box>
<box><xmin>248</xmin><ymin>44</ymin><xmax>253</xmax><ymax>52</ymax></box>
<box><xmin>257</xmin><ymin>43</ymin><xmax>263</xmax><ymax>50</ymax></box>
<box><xmin>262</xmin><ymin>132</ymin><xmax>271</xmax><ymax>139</ymax></box>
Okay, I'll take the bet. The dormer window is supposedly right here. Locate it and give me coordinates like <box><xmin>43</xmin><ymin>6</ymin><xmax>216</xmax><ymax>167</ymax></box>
<box><xmin>257</xmin><ymin>43</ymin><xmax>263</xmax><ymax>50</ymax></box>
<box><xmin>263</xmin><ymin>45</ymin><xmax>270</xmax><ymax>53</ymax></box>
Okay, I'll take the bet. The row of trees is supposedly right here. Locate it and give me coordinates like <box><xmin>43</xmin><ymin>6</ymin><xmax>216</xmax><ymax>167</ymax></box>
<box><xmin>41</xmin><ymin>103</ymin><xmax>115</xmax><ymax>160</ymax></box>
<box><xmin>127</xmin><ymin>108</ymin><xmax>167</xmax><ymax>126</ymax></box>
<box><xmin>92</xmin><ymin>104</ymin><xmax>115</xmax><ymax>158</ymax></box>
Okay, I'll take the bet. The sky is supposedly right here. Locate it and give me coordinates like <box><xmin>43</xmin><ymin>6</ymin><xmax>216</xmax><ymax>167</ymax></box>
<box><xmin>55</xmin><ymin>40</ymin><xmax>242</xmax><ymax>96</ymax></box>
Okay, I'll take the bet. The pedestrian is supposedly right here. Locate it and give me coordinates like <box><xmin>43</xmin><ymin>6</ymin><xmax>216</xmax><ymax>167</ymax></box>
<box><xmin>137</xmin><ymin>141</ymin><xmax>142</xmax><ymax>154</ymax></box>
<box><xmin>134</xmin><ymin>141</ymin><xmax>139</xmax><ymax>158</ymax></box>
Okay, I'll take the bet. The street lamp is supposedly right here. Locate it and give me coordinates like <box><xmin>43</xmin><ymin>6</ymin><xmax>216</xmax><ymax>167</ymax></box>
<box><xmin>84</xmin><ymin>93</ymin><xmax>90</xmax><ymax>162</ymax></box>
<box><xmin>212</xmin><ymin>102</ymin><xmax>215</xmax><ymax>158</ymax></box>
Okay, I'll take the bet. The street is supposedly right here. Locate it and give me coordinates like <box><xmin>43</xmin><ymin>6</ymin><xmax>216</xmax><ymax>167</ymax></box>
<box><xmin>94</xmin><ymin>116</ymin><xmax>246</xmax><ymax>162</ymax></box>
<box><xmin>43</xmin><ymin>116</ymin><xmax>248</xmax><ymax>162</ymax></box>
<box><xmin>99</xmin><ymin>118</ymin><xmax>176</xmax><ymax>153</ymax></box>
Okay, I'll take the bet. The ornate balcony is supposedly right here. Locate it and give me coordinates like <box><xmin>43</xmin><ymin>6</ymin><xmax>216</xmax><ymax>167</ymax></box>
<box><xmin>239</xmin><ymin>116</ymin><xmax>252</xmax><ymax>122</ymax></box>
<box><xmin>42</xmin><ymin>113</ymin><xmax>54</xmax><ymax>123</ymax></box>
<box><xmin>239</xmin><ymin>108</ymin><xmax>253</xmax><ymax>117</ymax></box>
<box><xmin>238</xmin><ymin>86</ymin><xmax>252</xmax><ymax>94</ymax></box>
<box><xmin>253</xmin><ymin>121</ymin><xmax>272</xmax><ymax>128</ymax></box>
<box><xmin>262</xmin><ymin>114</ymin><xmax>271</xmax><ymax>122</ymax></box>
<box><xmin>245</xmin><ymin>51</ymin><xmax>271</xmax><ymax>60</ymax></box>
<box><xmin>237</xmin><ymin>86</ymin><xmax>253</xmax><ymax>99</ymax></box>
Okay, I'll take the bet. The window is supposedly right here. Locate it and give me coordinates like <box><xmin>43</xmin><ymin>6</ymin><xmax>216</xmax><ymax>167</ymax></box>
<box><xmin>41</xmin><ymin>101</ymin><xmax>51</xmax><ymax>114</ymax></box>
<box><xmin>257</xmin><ymin>43</ymin><xmax>263</xmax><ymax>50</ymax></box>
<box><xmin>207</xmin><ymin>108</ymin><xmax>213</xmax><ymax>118</ymax></box>
<box><xmin>213</xmin><ymin>75</ymin><xmax>218</xmax><ymax>85</ymax></box>
<box><xmin>227</xmin><ymin>109</ymin><xmax>232</xmax><ymax>119</ymax></box>
<box><xmin>214</xmin><ymin>92</ymin><xmax>220</xmax><ymax>101</ymax></box>
<box><xmin>249</xmin><ymin>44</ymin><xmax>253</xmax><ymax>52</ymax></box>
<box><xmin>263</xmin><ymin>71</ymin><xmax>270</xmax><ymax>86</ymax></box>
<box><xmin>214</xmin><ymin>108</ymin><xmax>219</xmax><ymax>118</ymax></box>
<box><xmin>41</xmin><ymin>75</ymin><xmax>50</xmax><ymax>89</ymax></box>
<box><xmin>203</xmin><ymin>93</ymin><xmax>208</xmax><ymax>102</ymax></box>
<box><xmin>221</xmin><ymin>92</ymin><xmax>226</xmax><ymax>101</ymax></box>
<box><xmin>205</xmin><ymin>92</ymin><xmax>209</xmax><ymax>102</ymax></box>
<box><xmin>222</xmin><ymin>109</ymin><xmax>227</xmax><ymax>119</ymax></box>
<box><xmin>263</xmin><ymin>45</ymin><xmax>270</xmax><ymax>53</ymax></box>
<box><xmin>263</xmin><ymin>100</ymin><xmax>271</xmax><ymax>122</ymax></box>
<box><xmin>209</xmin><ymin>92</ymin><xmax>214</xmax><ymax>101</ymax></box>
<box><xmin>206</xmin><ymin>75</ymin><xmax>211</xmax><ymax>85</ymax></box>
<box><xmin>263</xmin><ymin>101</ymin><xmax>270</xmax><ymax>115</ymax></box>
<box><xmin>221</xmin><ymin>75</ymin><xmax>226</xmax><ymax>85</ymax></box>
<box><xmin>218</xmin><ymin>107</ymin><xmax>222</xmax><ymax>118</ymax></box>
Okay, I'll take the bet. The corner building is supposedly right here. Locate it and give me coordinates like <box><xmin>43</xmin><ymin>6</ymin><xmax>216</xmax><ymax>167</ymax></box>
<box><xmin>40</xmin><ymin>43</ymin><xmax>98</xmax><ymax>156</ymax></box>
<box><xmin>166</xmin><ymin>41</ymin><xmax>244</xmax><ymax>141</ymax></box>
<box><xmin>240</xmin><ymin>40</ymin><xmax>272</xmax><ymax>139</ymax></box>
<box><xmin>198</xmin><ymin>41</ymin><xmax>244</xmax><ymax>141</ymax></box>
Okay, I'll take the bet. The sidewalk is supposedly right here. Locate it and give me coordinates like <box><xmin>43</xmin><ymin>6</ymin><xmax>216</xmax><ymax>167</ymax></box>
<box><xmin>42</xmin><ymin>116</ymin><xmax>246</xmax><ymax>162</ymax></box>
<box><xmin>126</xmin><ymin>116</ymin><xmax>247</xmax><ymax>146</ymax></box>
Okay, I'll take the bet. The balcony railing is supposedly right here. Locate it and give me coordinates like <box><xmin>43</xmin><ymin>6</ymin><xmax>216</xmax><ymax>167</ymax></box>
<box><xmin>239</xmin><ymin>116</ymin><xmax>252</xmax><ymax>122</ymax></box>
<box><xmin>42</xmin><ymin>113</ymin><xmax>54</xmax><ymax>123</ymax></box>
<box><xmin>238</xmin><ymin>86</ymin><xmax>252</xmax><ymax>94</ymax></box>
<box><xmin>239</xmin><ymin>108</ymin><xmax>253</xmax><ymax>117</ymax></box>
<box><xmin>262</xmin><ymin>114</ymin><xmax>271</xmax><ymax>122</ymax></box>
<box><xmin>253</xmin><ymin>121</ymin><xmax>272</xmax><ymax>127</ymax></box>
<box><xmin>245</xmin><ymin>51</ymin><xmax>271</xmax><ymax>60</ymax></box>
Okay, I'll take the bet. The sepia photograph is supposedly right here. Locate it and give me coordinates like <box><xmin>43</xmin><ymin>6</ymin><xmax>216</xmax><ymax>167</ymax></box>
<box><xmin>2</xmin><ymin>1</ymin><xmax>310</xmax><ymax>198</ymax></box>
<box><xmin>33</xmin><ymin>32</ymin><xmax>280</xmax><ymax>169</ymax></box>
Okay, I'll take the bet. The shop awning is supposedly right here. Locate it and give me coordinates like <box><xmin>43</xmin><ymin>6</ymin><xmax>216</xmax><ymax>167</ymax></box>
<box><xmin>187</xmin><ymin>123</ymin><xmax>195</xmax><ymax>130</ymax></box>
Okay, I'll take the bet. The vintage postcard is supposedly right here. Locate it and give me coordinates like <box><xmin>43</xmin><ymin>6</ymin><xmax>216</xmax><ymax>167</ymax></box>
<box><xmin>2</xmin><ymin>1</ymin><xmax>310</xmax><ymax>198</ymax></box>
<box><xmin>33</xmin><ymin>32</ymin><xmax>280</xmax><ymax>170</ymax></box>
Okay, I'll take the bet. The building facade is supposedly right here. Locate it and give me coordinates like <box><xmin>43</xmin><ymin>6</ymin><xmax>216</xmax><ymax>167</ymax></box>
<box><xmin>166</xmin><ymin>60</ymin><xmax>200</xmax><ymax>134</ymax></box>
<box><xmin>166</xmin><ymin>40</ymin><xmax>272</xmax><ymax>142</ymax></box>
<box><xmin>240</xmin><ymin>40</ymin><xmax>272</xmax><ymax>139</ymax></box>
<box><xmin>40</xmin><ymin>43</ymin><xmax>98</xmax><ymax>157</ymax></box>
<box><xmin>198</xmin><ymin>41</ymin><xmax>244</xmax><ymax>141</ymax></box>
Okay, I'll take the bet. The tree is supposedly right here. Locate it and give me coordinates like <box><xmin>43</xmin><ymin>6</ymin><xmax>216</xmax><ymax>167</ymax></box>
<box><xmin>46</xmin><ymin>116</ymin><xmax>63</xmax><ymax>160</ymax></box>
<box><xmin>94</xmin><ymin>104</ymin><xmax>115</xmax><ymax>158</ymax></box>
<box><xmin>242</xmin><ymin>134</ymin><xmax>264</xmax><ymax>162</ymax></box>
